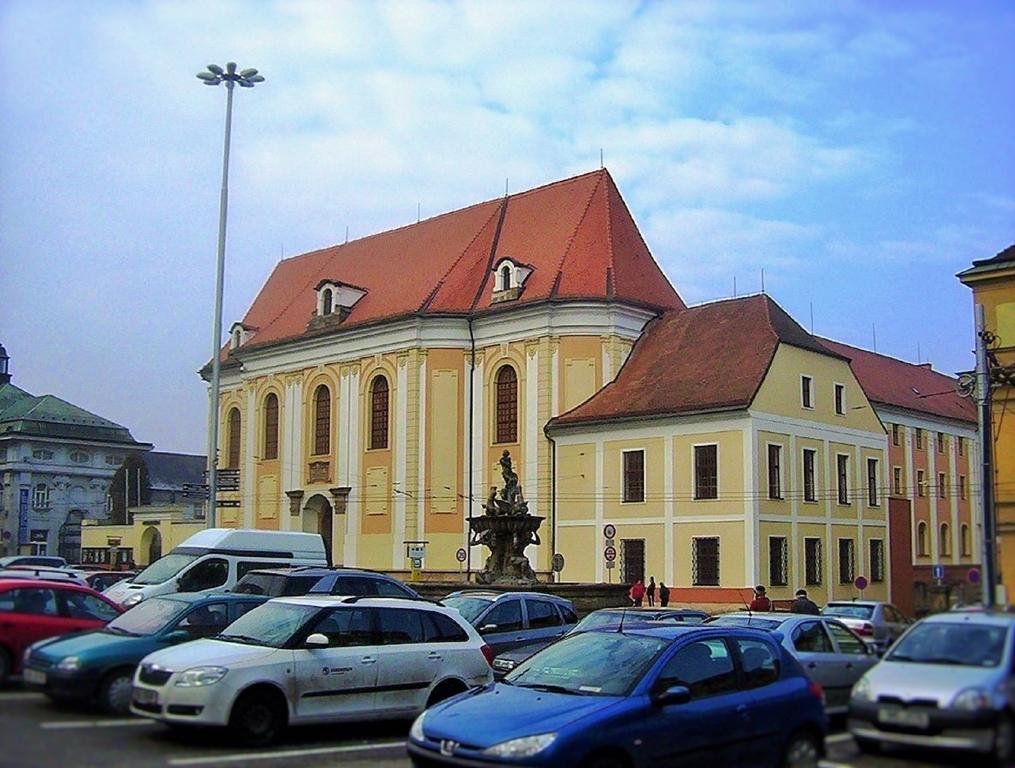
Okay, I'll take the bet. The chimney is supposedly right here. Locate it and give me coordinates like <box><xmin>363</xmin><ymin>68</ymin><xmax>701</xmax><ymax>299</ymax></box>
<box><xmin>0</xmin><ymin>344</ymin><xmax>9</xmax><ymax>385</ymax></box>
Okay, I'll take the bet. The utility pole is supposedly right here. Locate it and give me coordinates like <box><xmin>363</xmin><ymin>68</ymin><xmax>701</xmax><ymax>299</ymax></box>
<box><xmin>975</xmin><ymin>304</ymin><xmax>998</xmax><ymax>607</ymax></box>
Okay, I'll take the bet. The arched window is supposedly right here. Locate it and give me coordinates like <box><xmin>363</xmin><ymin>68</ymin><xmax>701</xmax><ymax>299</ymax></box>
<box><xmin>263</xmin><ymin>393</ymin><xmax>279</xmax><ymax>460</ymax></box>
<box><xmin>961</xmin><ymin>524</ymin><xmax>971</xmax><ymax>557</ymax></box>
<box><xmin>916</xmin><ymin>521</ymin><xmax>928</xmax><ymax>557</ymax></box>
<box><xmin>495</xmin><ymin>365</ymin><xmax>518</xmax><ymax>444</ymax></box>
<box><xmin>940</xmin><ymin>523</ymin><xmax>951</xmax><ymax>557</ymax></box>
<box><xmin>227</xmin><ymin>408</ymin><xmax>241</xmax><ymax>469</ymax></box>
<box><xmin>313</xmin><ymin>385</ymin><xmax>331</xmax><ymax>456</ymax></box>
<box><xmin>370</xmin><ymin>375</ymin><xmax>389</xmax><ymax>450</ymax></box>
<box><xmin>501</xmin><ymin>264</ymin><xmax>512</xmax><ymax>290</ymax></box>
<box><xmin>322</xmin><ymin>288</ymin><xmax>333</xmax><ymax>316</ymax></box>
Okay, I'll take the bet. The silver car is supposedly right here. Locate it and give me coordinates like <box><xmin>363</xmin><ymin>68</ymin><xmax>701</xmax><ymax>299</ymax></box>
<box><xmin>849</xmin><ymin>611</ymin><xmax>1014</xmax><ymax>765</ymax></box>
<box><xmin>708</xmin><ymin>612</ymin><xmax>878</xmax><ymax>714</ymax></box>
<box><xmin>822</xmin><ymin>600</ymin><xmax>909</xmax><ymax>654</ymax></box>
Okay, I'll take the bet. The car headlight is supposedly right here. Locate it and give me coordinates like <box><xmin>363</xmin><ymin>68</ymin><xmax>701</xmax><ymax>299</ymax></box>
<box><xmin>952</xmin><ymin>687</ymin><xmax>992</xmax><ymax>711</ymax></box>
<box><xmin>174</xmin><ymin>666</ymin><xmax>228</xmax><ymax>687</ymax></box>
<box><xmin>483</xmin><ymin>733</ymin><xmax>557</xmax><ymax>758</ymax></box>
<box><xmin>409</xmin><ymin>711</ymin><xmax>426</xmax><ymax>742</ymax></box>
<box><xmin>56</xmin><ymin>656</ymin><xmax>81</xmax><ymax>672</ymax></box>
<box><xmin>122</xmin><ymin>592</ymin><xmax>144</xmax><ymax>608</ymax></box>
<box><xmin>850</xmin><ymin>676</ymin><xmax>873</xmax><ymax>703</ymax></box>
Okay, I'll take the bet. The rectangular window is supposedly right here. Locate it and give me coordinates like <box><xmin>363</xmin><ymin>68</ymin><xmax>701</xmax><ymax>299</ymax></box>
<box><xmin>915</xmin><ymin>428</ymin><xmax>923</xmax><ymax>450</ymax></box>
<box><xmin>936</xmin><ymin>432</ymin><xmax>944</xmax><ymax>453</ymax></box>
<box><xmin>801</xmin><ymin>375</ymin><xmax>813</xmax><ymax>408</ymax></box>
<box><xmin>838</xmin><ymin>538</ymin><xmax>855</xmax><ymax>584</ymax></box>
<box><xmin>917</xmin><ymin>469</ymin><xmax>926</xmax><ymax>497</ymax></box>
<box><xmin>958</xmin><ymin>436</ymin><xmax>965</xmax><ymax>456</ymax></box>
<box><xmin>803</xmin><ymin>449</ymin><xmax>816</xmax><ymax>502</ymax></box>
<box><xmin>892</xmin><ymin>423</ymin><xmax>900</xmax><ymax>446</ymax></box>
<box><xmin>692</xmin><ymin>537</ymin><xmax>720</xmax><ymax>586</ymax></box>
<box><xmin>867</xmin><ymin>458</ymin><xmax>879</xmax><ymax>507</ymax></box>
<box><xmin>836</xmin><ymin>454</ymin><xmax>849</xmax><ymax>505</ymax></box>
<box><xmin>694</xmin><ymin>445</ymin><xmax>718</xmax><ymax>500</ymax></box>
<box><xmin>938</xmin><ymin>472</ymin><xmax>946</xmax><ymax>499</ymax></box>
<box><xmin>621</xmin><ymin>539</ymin><xmax>646</xmax><ymax>585</ymax></box>
<box><xmin>767</xmin><ymin>444</ymin><xmax>782</xmax><ymax>500</ymax></box>
<box><xmin>804</xmin><ymin>538</ymin><xmax>823</xmax><ymax>585</ymax></box>
<box><xmin>959</xmin><ymin>475</ymin><xmax>967</xmax><ymax>500</ymax></box>
<box><xmin>893</xmin><ymin>466</ymin><xmax>902</xmax><ymax>496</ymax></box>
<box><xmin>834</xmin><ymin>384</ymin><xmax>845</xmax><ymax>415</ymax></box>
<box><xmin>870</xmin><ymin>539</ymin><xmax>885</xmax><ymax>583</ymax></box>
<box><xmin>769</xmin><ymin>537</ymin><xmax>788</xmax><ymax>586</ymax></box>
<box><xmin>622</xmin><ymin>450</ymin><xmax>645</xmax><ymax>503</ymax></box>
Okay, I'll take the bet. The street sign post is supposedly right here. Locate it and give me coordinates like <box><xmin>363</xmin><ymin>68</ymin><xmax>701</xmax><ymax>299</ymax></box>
<box><xmin>551</xmin><ymin>553</ymin><xmax>565</xmax><ymax>573</ymax></box>
<box><xmin>854</xmin><ymin>575</ymin><xmax>868</xmax><ymax>597</ymax></box>
<box><xmin>603</xmin><ymin>524</ymin><xmax>616</xmax><ymax>539</ymax></box>
<box><xmin>932</xmin><ymin>564</ymin><xmax>945</xmax><ymax>582</ymax></box>
<box><xmin>455</xmin><ymin>547</ymin><xmax>467</xmax><ymax>578</ymax></box>
<box><xmin>604</xmin><ymin>545</ymin><xmax>617</xmax><ymax>562</ymax></box>
<box><xmin>968</xmin><ymin>567</ymin><xmax>981</xmax><ymax>585</ymax></box>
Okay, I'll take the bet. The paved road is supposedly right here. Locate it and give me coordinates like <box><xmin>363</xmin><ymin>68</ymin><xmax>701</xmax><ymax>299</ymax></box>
<box><xmin>0</xmin><ymin>685</ymin><xmax>977</xmax><ymax>768</ymax></box>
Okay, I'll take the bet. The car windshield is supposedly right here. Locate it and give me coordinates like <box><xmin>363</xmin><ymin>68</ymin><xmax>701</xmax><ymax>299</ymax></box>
<box><xmin>132</xmin><ymin>553</ymin><xmax>200</xmax><ymax>585</ymax></box>
<box><xmin>823</xmin><ymin>604</ymin><xmax>874</xmax><ymax>620</ymax></box>
<box><xmin>708</xmin><ymin>615</ymin><xmax>785</xmax><ymax>631</ymax></box>
<box><xmin>887</xmin><ymin>622</ymin><xmax>1009</xmax><ymax>667</ymax></box>
<box><xmin>505</xmin><ymin>630</ymin><xmax>669</xmax><ymax>696</ymax></box>
<box><xmin>443</xmin><ymin>596</ymin><xmax>492</xmax><ymax>624</ymax></box>
<box><xmin>105</xmin><ymin>598</ymin><xmax>183</xmax><ymax>636</ymax></box>
<box><xmin>215</xmin><ymin>602</ymin><xmax>319</xmax><ymax>648</ymax></box>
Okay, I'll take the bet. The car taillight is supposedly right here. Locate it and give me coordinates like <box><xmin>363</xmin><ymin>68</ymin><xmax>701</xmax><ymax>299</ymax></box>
<box><xmin>480</xmin><ymin>644</ymin><xmax>495</xmax><ymax>667</ymax></box>
<box><xmin>857</xmin><ymin>622</ymin><xmax>874</xmax><ymax>636</ymax></box>
<box><xmin>808</xmin><ymin>681</ymin><xmax>825</xmax><ymax>703</ymax></box>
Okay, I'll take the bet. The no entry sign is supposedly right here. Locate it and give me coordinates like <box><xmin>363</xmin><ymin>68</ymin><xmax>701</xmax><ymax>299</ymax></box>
<box><xmin>604</xmin><ymin>545</ymin><xmax>617</xmax><ymax>562</ymax></box>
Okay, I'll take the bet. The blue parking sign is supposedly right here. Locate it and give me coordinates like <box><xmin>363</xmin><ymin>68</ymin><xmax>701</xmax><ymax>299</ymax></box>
<box><xmin>932</xmin><ymin>564</ymin><xmax>945</xmax><ymax>580</ymax></box>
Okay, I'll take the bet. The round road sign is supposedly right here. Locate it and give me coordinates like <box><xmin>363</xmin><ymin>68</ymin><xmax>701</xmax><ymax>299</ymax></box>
<box><xmin>603</xmin><ymin>524</ymin><xmax>616</xmax><ymax>539</ymax></box>
<box><xmin>967</xmin><ymin>567</ymin><xmax>981</xmax><ymax>585</ymax></box>
<box><xmin>604</xmin><ymin>545</ymin><xmax>617</xmax><ymax>562</ymax></box>
<box><xmin>854</xmin><ymin>575</ymin><xmax>869</xmax><ymax>591</ymax></box>
<box><xmin>552</xmin><ymin>553</ymin><xmax>565</xmax><ymax>572</ymax></box>
<box><xmin>455</xmin><ymin>547</ymin><xmax>467</xmax><ymax>563</ymax></box>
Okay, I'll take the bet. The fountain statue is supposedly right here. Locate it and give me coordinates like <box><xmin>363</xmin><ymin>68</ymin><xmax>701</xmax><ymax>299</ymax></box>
<box><xmin>467</xmin><ymin>450</ymin><xmax>544</xmax><ymax>584</ymax></box>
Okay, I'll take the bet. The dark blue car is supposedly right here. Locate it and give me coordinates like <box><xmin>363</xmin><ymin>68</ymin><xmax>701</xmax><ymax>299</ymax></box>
<box><xmin>408</xmin><ymin>625</ymin><xmax>827</xmax><ymax>768</ymax></box>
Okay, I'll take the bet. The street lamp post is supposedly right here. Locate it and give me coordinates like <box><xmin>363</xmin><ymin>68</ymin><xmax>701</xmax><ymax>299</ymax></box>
<box><xmin>197</xmin><ymin>62</ymin><xmax>264</xmax><ymax>527</ymax></box>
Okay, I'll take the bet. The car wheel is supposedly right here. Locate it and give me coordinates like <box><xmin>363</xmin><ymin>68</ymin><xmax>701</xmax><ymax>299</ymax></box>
<box><xmin>782</xmin><ymin>730</ymin><xmax>820</xmax><ymax>768</ymax></box>
<box><xmin>854</xmin><ymin>736</ymin><xmax>882</xmax><ymax>755</ymax></box>
<box><xmin>426</xmin><ymin>680</ymin><xmax>468</xmax><ymax>708</ymax></box>
<box><xmin>993</xmin><ymin>713</ymin><xmax>1015</xmax><ymax>767</ymax></box>
<box><xmin>229</xmin><ymin>691</ymin><xmax>285</xmax><ymax>747</ymax></box>
<box><xmin>100</xmin><ymin>669</ymin><xmax>135</xmax><ymax>715</ymax></box>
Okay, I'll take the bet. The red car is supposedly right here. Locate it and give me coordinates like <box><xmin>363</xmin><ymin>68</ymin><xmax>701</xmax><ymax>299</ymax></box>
<box><xmin>0</xmin><ymin>579</ymin><xmax>122</xmax><ymax>682</ymax></box>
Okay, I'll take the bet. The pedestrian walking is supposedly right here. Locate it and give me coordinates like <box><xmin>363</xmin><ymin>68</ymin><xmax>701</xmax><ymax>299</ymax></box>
<box><xmin>791</xmin><ymin>589</ymin><xmax>820</xmax><ymax>615</ymax></box>
<box><xmin>749</xmin><ymin>585</ymin><xmax>773</xmax><ymax>612</ymax></box>
<box><xmin>646</xmin><ymin>577</ymin><xmax>656</xmax><ymax>607</ymax></box>
<box><xmin>659</xmin><ymin>582</ymin><xmax>670</xmax><ymax>607</ymax></box>
<box><xmin>629</xmin><ymin>579</ymin><xmax>645</xmax><ymax>607</ymax></box>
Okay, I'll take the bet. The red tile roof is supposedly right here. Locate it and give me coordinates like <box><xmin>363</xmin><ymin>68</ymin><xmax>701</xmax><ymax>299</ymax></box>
<box><xmin>817</xmin><ymin>339</ymin><xmax>976</xmax><ymax>424</ymax></box>
<box><xmin>229</xmin><ymin>169</ymin><xmax>683</xmax><ymax>355</ymax></box>
<box><xmin>550</xmin><ymin>294</ymin><xmax>837</xmax><ymax>427</ymax></box>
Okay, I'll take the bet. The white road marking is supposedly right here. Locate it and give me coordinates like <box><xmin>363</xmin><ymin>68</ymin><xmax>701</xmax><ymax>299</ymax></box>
<box><xmin>825</xmin><ymin>732</ymin><xmax>853</xmax><ymax>744</ymax></box>
<box><xmin>0</xmin><ymin>691</ymin><xmax>45</xmax><ymax>700</ymax></box>
<box><xmin>41</xmin><ymin>718</ymin><xmax>154</xmax><ymax>729</ymax></box>
<box><xmin>819</xmin><ymin>762</ymin><xmax>854</xmax><ymax>768</ymax></box>
<box><xmin>167</xmin><ymin>740</ymin><xmax>407</xmax><ymax>766</ymax></box>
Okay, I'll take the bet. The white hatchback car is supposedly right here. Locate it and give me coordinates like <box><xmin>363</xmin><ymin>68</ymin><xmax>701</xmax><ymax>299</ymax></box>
<box><xmin>130</xmin><ymin>596</ymin><xmax>494</xmax><ymax>744</ymax></box>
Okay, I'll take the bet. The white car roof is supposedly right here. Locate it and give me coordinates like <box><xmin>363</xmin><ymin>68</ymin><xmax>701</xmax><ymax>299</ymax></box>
<box><xmin>270</xmin><ymin>595</ymin><xmax>447</xmax><ymax>612</ymax></box>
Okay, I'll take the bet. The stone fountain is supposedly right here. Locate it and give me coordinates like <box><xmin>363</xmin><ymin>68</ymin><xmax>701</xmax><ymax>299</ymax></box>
<box><xmin>468</xmin><ymin>450</ymin><xmax>544</xmax><ymax>585</ymax></box>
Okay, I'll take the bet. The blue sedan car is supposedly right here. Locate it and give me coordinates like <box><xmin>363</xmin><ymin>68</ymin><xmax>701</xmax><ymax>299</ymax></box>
<box><xmin>408</xmin><ymin>625</ymin><xmax>826</xmax><ymax>768</ymax></box>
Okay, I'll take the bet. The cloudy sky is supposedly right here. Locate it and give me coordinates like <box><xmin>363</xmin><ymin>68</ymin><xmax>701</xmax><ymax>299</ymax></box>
<box><xmin>2</xmin><ymin>0</ymin><xmax>1012</xmax><ymax>454</ymax></box>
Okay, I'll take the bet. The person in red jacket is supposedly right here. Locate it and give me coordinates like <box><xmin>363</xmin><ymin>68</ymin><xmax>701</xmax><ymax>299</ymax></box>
<box><xmin>629</xmin><ymin>579</ymin><xmax>645</xmax><ymax>607</ymax></box>
<box><xmin>749</xmin><ymin>585</ymin><xmax>773</xmax><ymax>612</ymax></box>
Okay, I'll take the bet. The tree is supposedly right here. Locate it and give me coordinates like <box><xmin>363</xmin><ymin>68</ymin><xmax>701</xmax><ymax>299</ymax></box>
<box><xmin>108</xmin><ymin>452</ymin><xmax>151</xmax><ymax>524</ymax></box>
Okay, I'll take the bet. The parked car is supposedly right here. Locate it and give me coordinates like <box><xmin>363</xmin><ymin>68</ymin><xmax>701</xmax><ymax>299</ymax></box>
<box><xmin>233</xmin><ymin>565</ymin><xmax>421</xmax><ymax>599</ymax></box>
<box><xmin>131</xmin><ymin>596</ymin><xmax>494</xmax><ymax>745</ymax></box>
<box><xmin>0</xmin><ymin>567</ymin><xmax>87</xmax><ymax>586</ymax></box>
<box><xmin>409</xmin><ymin>624</ymin><xmax>828</xmax><ymax>767</ymax></box>
<box><xmin>85</xmin><ymin>571</ymin><xmax>135</xmax><ymax>593</ymax></box>
<box><xmin>103</xmin><ymin>528</ymin><xmax>328</xmax><ymax>608</ymax></box>
<box><xmin>849</xmin><ymin>611</ymin><xmax>1015</xmax><ymax>766</ymax></box>
<box><xmin>822</xmin><ymin>601</ymin><xmax>909</xmax><ymax>654</ymax></box>
<box><xmin>442</xmin><ymin>591</ymin><xmax>577</xmax><ymax>655</ymax></box>
<box><xmin>707</xmin><ymin>612</ymin><xmax>878</xmax><ymax>714</ymax></box>
<box><xmin>23</xmin><ymin>593</ymin><xmax>267</xmax><ymax>713</ymax></box>
<box><xmin>0</xmin><ymin>555</ymin><xmax>67</xmax><ymax>569</ymax></box>
<box><xmin>493</xmin><ymin>607</ymin><xmax>711</xmax><ymax>677</ymax></box>
<box><xmin>0</xmin><ymin>579</ymin><xmax>122</xmax><ymax>683</ymax></box>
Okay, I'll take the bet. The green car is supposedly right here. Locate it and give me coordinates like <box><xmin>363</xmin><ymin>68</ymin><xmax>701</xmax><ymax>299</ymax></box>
<box><xmin>23</xmin><ymin>593</ymin><xmax>266</xmax><ymax>714</ymax></box>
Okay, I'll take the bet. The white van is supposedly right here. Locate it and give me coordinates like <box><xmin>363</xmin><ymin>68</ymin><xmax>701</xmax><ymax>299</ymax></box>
<box><xmin>104</xmin><ymin>529</ymin><xmax>328</xmax><ymax>608</ymax></box>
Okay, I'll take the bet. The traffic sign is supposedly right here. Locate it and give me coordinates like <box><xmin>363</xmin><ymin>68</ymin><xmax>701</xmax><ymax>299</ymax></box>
<box><xmin>551</xmin><ymin>553</ymin><xmax>565</xmax><ymax>573</ymax></box>
<box><xmin>455</xmin><ymin>547</ymin><xmax>467</xmax><ymax>563</ymax></box>
<box><xmin>932</xmin><ymin>564</ymin><xmax>945</xmax><ymax>581</ymax></box>
<box><xmin>411</xmin><ymin>557</ymin><xmax>423</xmax><ymax>569</ymax></box>
<box><xmin>967</xmin><ymin>567</ymin><xmax>981</xmax><ymax>585</ymax></box>
<box><xmin>604</xmin><ymin>545</ymin><xmax>617</xmax><ymax>562</ymax></box>
<box><xmin>603</xmin><ymin>524</ymin><xmax>616</xmax><ymax>539</ymax></box>
<box><xmin>606</xmin><ymin>560</ymin><xmax>616</xmax><ymax>569</ymax></box>
<box><xmin>854</xmin><ymin>575</ymin><xmax>869</xmax><ymax>592</ymax></box>
<box><xmin>216</xmin><ymin>499</ymin><xmax>241</xmax><ymax>508</ymax></box>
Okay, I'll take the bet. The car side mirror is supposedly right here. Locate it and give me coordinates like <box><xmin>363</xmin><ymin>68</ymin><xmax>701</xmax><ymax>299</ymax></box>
<box><xmin>652</xmin><ymin>685</ymin><xmax>691</xmax><ymax>706</ymax></box>
<box><xmin>304</xmin><ymin>632</ymin><xmax>330</xmax><ymax>648</ymax></box>
<box><xmin>479</xmin><ymin>624</ymin><xmax>498</xmax><ymax>634</ymax></box>
<box><xmin>164</xmin><ymin>630</ymin><xmax>189</xmax><ymax>644</ymax></box>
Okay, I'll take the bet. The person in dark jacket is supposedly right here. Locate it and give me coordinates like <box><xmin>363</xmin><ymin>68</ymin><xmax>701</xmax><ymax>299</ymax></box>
<box><xmin>791</xmin><ymin>589</ymin><xmax>820</xmax><ymax>615</ymax></box>
<box><xmin>658</xmin><ymin>582</ymin><xmax>670</xmax><ymax>607</ymax></box>
<box><xmin>749</xmin><ymin>585</ymin><xmax>773</xmax><ymax>612</ymax></box>
<box><xmin>646</xmin><ymin>577</ymin><xmax>656</xmax><ymax>607</ymax></box>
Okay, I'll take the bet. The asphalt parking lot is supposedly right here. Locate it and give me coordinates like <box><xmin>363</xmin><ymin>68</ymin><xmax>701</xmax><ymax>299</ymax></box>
<box><xmin>0</xmin><ymin>685</ymin><xmax>983</xmax><ymax>768</ymax></box>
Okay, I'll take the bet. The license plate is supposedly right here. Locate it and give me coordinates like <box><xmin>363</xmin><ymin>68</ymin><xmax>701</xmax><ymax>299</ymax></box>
<box><xmin>23</xmin><ymin>668</ymin><xmax>46</xmax><ymax>685</ymax></box>
<box><xmin>878</xmin><ymin>707</ymin><xmax>929</xmax><ymax>729</ymax></box>
<box><xmin>133</xmin><ymin>687</ymin><xmax>159</xmax><ymax>706</ymax></box>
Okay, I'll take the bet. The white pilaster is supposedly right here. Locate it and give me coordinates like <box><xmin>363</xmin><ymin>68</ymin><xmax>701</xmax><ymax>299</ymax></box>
<box><xmin>417</xmin><ymin>356</ymin><xmax>427</xmax><ymax>542</ymax></box>
<box><xmin>344</xmin><ymin>368</ymin><xmax>361</xmax><ymax>567</ymax></box>
<box><xmin>664</xmin><ymin>435</ymin><xmax>674</xmax><ymax>585</ymax></box>
<box><xmin>550</xmin><ymin>342</ymin><xmax>560</xmax><ymax>417</ymax></box>
<box><xmin>602</xmin><ymin>341</ymin><xmax>613</xmax><ymax>385</ymax></box>
<box><xmin>595</xmin><ymin>439</ymin><xmax>604</xmax><ymax>583</ymax></box>
<box><xmin>905</xmin><ymin>427</ymin><xmax>915</xmax><ymax>562</ymax></box>
<box><xmin>743</xmin><ymin>423</ymin><xmax>758</xmax><ymax>585</ymax></box>
<box><xmin>790</xmin><ymin>435</ymin><xmax>800</xmax><ymax>591</ymax></box>
<box><xmin>469</xmin><ymin>354</ymin><xmax>485</xmax><ymax>566</ymax></box>
<box><xmin>928</xmin><ymin>438</ymin><xmax>938</xmax><ymax>561</ymax></box>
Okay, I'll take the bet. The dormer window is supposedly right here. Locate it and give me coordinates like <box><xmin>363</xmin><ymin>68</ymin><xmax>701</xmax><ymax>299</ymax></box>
<box><xmin>311</xmin><ymin>280</ymin><xmax>368</xmax><ymax>328</ymax></box>
<box><xmin>229</xmin><ymin>322</ymin><xmax>255</xmax><ymax>351</ymax></box>
<box><xmin>322</xmin><ymin>288</ymin><xmax>333</xmax><ymax>316</ymax></box>
<box><xmin>491</xmin><ymin>257</ymin><xmax>533</xmax><ymax>303</ymax></box>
